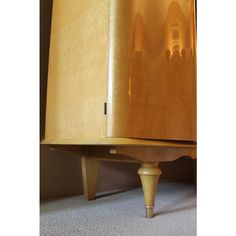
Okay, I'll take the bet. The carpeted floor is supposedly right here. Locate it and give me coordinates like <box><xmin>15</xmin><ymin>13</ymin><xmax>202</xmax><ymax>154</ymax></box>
<box><xmin>40</xmin><ymin>181</ymin><xmax>196</xmax><ymax>236</ymax></box>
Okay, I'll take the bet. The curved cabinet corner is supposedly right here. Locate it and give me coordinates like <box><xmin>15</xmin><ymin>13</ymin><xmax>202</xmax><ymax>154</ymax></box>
<box><xmin>107</xmin><ymin>0</ymin><xmax>196</xmax><ymax>141</ymax></box>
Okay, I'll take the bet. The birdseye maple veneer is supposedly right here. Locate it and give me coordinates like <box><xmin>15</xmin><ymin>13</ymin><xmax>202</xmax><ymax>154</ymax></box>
<box><xmin>42</xmin><ymin>0</ymin><xmax>196</xmax><ymax>218</ymax></box>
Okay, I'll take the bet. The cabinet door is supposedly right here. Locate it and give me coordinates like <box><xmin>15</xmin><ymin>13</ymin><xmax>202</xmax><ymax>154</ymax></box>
<box><xmin>106</xmin><ymin>0</ymin><xmax>196</xmax><ymax>141</ymax></box>
<box><xmin>45</xmin><ymin>0</ymin><xmax>109</xmax><ymax>141</ymax></box>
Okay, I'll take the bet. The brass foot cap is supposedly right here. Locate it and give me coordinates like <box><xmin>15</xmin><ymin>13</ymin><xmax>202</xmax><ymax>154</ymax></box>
<box><xmin>145</xmin><ymin>206</ymin><xmax>154</xmax><ymax>218</ymax></box>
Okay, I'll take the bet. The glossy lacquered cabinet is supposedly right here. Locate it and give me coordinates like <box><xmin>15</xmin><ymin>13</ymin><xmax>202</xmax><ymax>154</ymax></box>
<box><xmin>43</xmin><ymin>0</ymin><xmax>196</xmax><ymax>218</ymax></box>
<box><xmin>107</xmin><ymin>0</ymin><xmax>196</xmax><ymax>141</ymax></box>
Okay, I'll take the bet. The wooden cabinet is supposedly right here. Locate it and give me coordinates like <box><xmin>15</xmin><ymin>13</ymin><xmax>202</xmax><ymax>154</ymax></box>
<box><xmin>42</xmin><ymin>0</ymin><xmax>196</xmax><ymax>218</ymax></box>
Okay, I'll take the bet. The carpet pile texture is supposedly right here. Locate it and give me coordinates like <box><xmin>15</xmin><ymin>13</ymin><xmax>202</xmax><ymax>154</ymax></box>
<box><xmin>40</xmin><ymin>181</ymin><xmax>196</xmax><ymax>236</ymax></box>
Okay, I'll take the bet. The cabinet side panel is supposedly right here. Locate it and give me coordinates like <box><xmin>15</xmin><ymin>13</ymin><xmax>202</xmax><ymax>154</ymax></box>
<box><xmin>107</xmin><ymin>0</ymin><xmax>196</xmax><ymax>141</ymax></box>
<box><xmin>45</xmin><ymin>0</ymin><xmax>109</xmax><ymax>141</ymax></box>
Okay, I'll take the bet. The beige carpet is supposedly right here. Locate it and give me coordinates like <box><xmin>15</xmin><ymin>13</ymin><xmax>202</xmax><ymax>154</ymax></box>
<box><xmin>40</xmin><ymin>181</ymin><xmax>196</xmax><ymax>236</ymax></box>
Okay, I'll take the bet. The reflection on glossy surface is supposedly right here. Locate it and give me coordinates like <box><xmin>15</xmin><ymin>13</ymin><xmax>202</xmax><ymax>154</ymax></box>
<box><xmin>107</xmin><ymin>0</ymin><xmax>196</xmax><ymax>141</ymax></box>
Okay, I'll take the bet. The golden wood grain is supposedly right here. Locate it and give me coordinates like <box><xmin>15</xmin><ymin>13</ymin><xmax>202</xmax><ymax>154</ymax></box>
<box><xmin>107</xmin><ymin>0</ymin><xmax>196</xmax><ymax>141</ymax></box>
<box><xmin>82</xmin><ymin>156</ymin><xmax>99</xmax><ymax>200</ymax></box>
<box><xmin>45</xmin><ymin>0</ymin><xmax>109</xmax><ymax>141</ymax></box>
<box><xmin>42</xmin><ymin>137</ymin><xmax>196</xmax><ymax>148</ymax></box>
<box><xmin>138</xmin><ymin>163</ymin><xmax>162</xmax><ymax>218</ymax></box>
<box><xmin>48</xmin><ymin>144</ymin><xmax>196</xmax><ymax>163</ymax></box>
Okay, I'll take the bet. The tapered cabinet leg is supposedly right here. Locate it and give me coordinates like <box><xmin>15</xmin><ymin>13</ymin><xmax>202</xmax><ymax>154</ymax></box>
<box><xmin>81</xmin><ymin>156</ymin><xmax>99</xmax><ymax>200</ymax></box>
<box><xmin>138</xmin><ymin>163</ymin><xmax>162</xmax><ymax>218</ymax></box>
